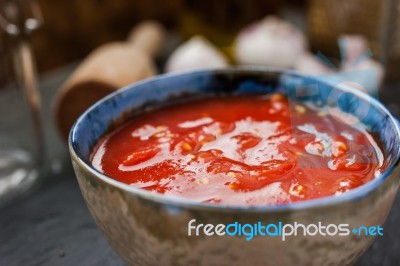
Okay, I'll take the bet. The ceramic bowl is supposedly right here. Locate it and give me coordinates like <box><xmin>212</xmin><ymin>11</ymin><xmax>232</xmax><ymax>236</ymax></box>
<box><xmin>69</xmin><ymin>68</ymin><xmax>400</xmax><ymax>266</ymax></box>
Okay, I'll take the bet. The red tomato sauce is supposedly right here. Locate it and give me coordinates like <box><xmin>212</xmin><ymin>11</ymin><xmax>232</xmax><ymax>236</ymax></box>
<box><xmin>91</xmin><ymin>94</ymin><xmax>384</xmax><ymax>205</ymax></box>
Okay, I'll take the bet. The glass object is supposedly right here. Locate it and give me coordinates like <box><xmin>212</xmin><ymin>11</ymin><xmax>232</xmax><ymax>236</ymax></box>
<box><xmin>0</xmin><ymin>0</ymin><xmax>44</xmax><ymax>207</ymax></box>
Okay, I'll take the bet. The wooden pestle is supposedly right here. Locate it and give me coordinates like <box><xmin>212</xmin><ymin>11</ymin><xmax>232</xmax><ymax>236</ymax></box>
<box><xmin>54</xmin><ymin>20</ymin><xmax>165</xmax><ymax>140</ymax></box>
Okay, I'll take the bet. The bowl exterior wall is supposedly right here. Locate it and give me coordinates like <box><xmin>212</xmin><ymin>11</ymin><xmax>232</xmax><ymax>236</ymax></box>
<box><xmin>72</xmin><ymin>154</ymin><xmax>400</xmax><ymax>266</ymax></box>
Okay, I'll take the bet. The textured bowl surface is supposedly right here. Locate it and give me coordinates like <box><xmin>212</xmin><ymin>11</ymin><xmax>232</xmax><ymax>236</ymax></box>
<box><xmin>70</xmin><ymin>68</ymin><xmax>400</xmax><ymax>266</ymax></box>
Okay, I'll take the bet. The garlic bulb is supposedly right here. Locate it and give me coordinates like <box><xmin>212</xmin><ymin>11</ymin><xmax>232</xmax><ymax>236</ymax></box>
<box><xmin>165</xmin><ymin>36</ymin><xmax>229</xmax><ymax>72</ymax></box>
<box><xmin>234</xmin><ymin>16</ymin><xmax>307</xmax><ymax>68</ymax></box>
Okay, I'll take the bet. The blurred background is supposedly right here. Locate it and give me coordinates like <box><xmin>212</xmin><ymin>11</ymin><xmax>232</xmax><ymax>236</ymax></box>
<box><xmin>1</xmin><ymin>1</ymin><xmax>400</xmax><ymax>265</ymax></box>
<box><xmin>28</xmin><ymin>0</ymin><xmax>399</xmax><ymax>78</ymax></box>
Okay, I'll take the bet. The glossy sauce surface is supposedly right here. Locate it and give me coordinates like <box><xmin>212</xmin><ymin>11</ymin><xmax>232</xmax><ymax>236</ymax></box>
<box><xmin>91</xmin><ymin>94</ymin><xmax>384</xmax><ymax>205</ymax></box>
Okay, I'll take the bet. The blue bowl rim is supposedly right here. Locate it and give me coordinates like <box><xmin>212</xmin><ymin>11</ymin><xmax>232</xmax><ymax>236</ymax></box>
<box><xmin>69</xmin><ymin>66</ymin><xmax>400</xmax><ymax>213</ymax></box>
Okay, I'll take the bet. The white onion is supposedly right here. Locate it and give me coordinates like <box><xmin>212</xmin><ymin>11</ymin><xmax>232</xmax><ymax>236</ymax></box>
<box><xmin>165</xmin><ymin>36</ymin><xmax>229</xmax><ymax>72</ymax></box>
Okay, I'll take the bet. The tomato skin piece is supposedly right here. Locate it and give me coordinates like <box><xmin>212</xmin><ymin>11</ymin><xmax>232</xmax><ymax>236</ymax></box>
<box><xmin>230</xmin><ymin>162</ymin><xmax>295</xmax><ymax>191</ymax></box>
<box><xmin>232</xmin><ymin>133</ymin><xmax>261</xmax><ymax>150</ymax></box>
<box><xmin>122</xmin><ymin>147</ymin><xmax>160</xmax><ymax>166</ymax></box>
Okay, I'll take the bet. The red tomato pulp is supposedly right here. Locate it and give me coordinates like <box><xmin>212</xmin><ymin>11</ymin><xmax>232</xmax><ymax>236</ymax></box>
<box><xmin>91</xmin><ymin>94</ymin><xmax>384</xmax><ymax>205</ymax></box>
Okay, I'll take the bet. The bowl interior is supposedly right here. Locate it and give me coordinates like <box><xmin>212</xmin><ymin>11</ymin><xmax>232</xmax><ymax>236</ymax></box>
<box><xmin>70</xmin><ymin>68</ymin><xmax>400</xmax><ymax>207</ymax></box>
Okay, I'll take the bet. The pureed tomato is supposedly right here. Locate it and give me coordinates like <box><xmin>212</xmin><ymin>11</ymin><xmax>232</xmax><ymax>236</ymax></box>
<box><xmin>91</xmin><ymin>94</ymin><xmax>384</xmax><ymax>205</ymax></box>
